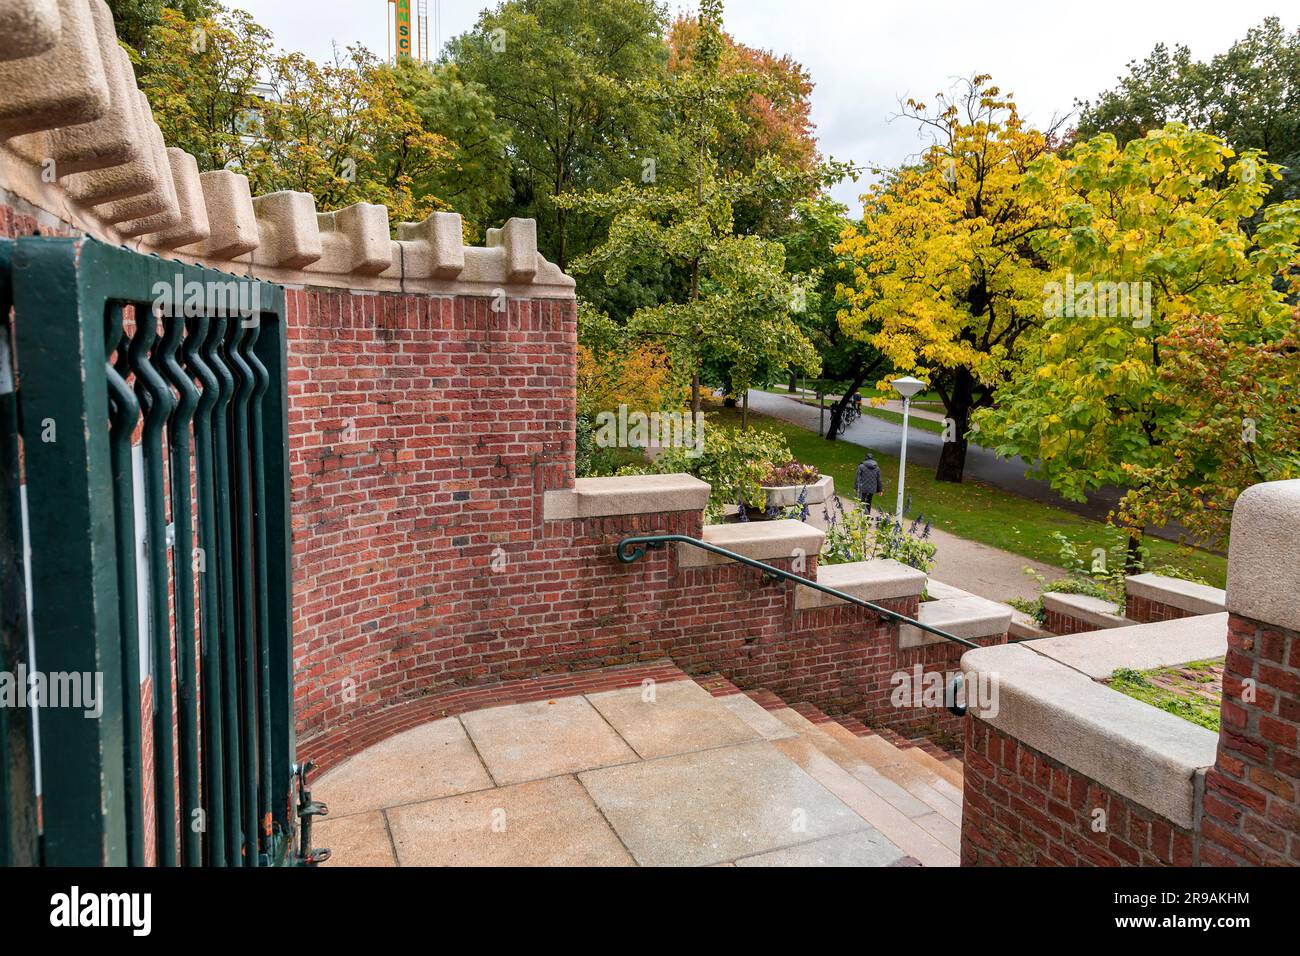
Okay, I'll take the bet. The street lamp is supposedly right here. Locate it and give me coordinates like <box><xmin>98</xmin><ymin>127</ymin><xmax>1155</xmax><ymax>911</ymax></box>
<box><xmin>891</xmin><ymin>376</ymin><xmax>926</xmax><ymax>521</ymax></box>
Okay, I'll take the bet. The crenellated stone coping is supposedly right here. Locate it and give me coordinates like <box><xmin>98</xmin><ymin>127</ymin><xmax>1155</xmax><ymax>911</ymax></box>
<box><xmin>961</xmin><ymin>642</ymin><xmax>1219</xmax><ymax>828</ymax></box>
<box><xmin>677</xmin><ymin>520</ymin><xmax>825</xmax><ymax>569</ymax></box>
<box><xmin>1042</xmin><ymin>591</ymin><xmax>1127</xmax><ymax>630</ymax></box>
<box><xmin>1226</xmin><ymin>478</ymin><xmax>1300</xmax><ymax>632</ymax></box>
<box><xmin>899</xmin><ymin>595</ymin><xmax>1012</xmax><ymax>649</ymax></box>
<box><xmin>543</xmin><ymin>475</ymin><xmax>710</xmax><ymax>520</ymax></box>
<box><xmin>1028</xmin><ymin>613</ymin><xmax>1229</xmax><ymax>681</ymax></box>
<box><xmin>0</xmin><ymin>0</ymin><xmax>576</xmax><ymax>298</ymax></box>
<box><xmin>794</xmin><ymin>559</ymin><xmax>925</xmax><ymax>610</ymax></box>
<box><xmin>1126</xmin><ymin>573</ymin><xmax>1226</xmax><ymax>617</ymax></box>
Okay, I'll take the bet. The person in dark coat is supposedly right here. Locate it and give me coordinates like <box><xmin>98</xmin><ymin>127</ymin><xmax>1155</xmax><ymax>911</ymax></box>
<box><xmin>855</xmin><ymin>452</ymin><xmax>884</xmax><ymax>510</ymax></box>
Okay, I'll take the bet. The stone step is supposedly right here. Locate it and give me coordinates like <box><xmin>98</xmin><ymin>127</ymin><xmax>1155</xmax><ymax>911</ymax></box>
<box><xmin>772</xmin><ymin>708</ymin><xmax>960</xmax><ymax>862</ymax></box>
<box><xmin>767</xmin><ymin>717</ymin><xmax>957</xmax><ymax>867</ymax></box>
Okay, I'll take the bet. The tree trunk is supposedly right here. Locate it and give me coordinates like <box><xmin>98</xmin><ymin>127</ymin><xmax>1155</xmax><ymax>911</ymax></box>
<box><xmin>691</xmin><ymin>370</ymin><xmax>701</xmax><ymax>421</ymax></box>
<box><xmin>935</xmin><ymin>370</ymin><xmax>973</xmax><ymax>483</ymax></box>
<box><xmin>742</xmin><ymin>390</ymin><xmax>749</xmax><ymax>430</ymax></box>
<box><xmin>826</xmin><ymin>360</ymin><xmax>878</xmax><ymax>443</ymax></box>
<box><xmin>787</xmin><ymin>372</ymin><xmax>798</xmax><ymax>393</ymax></box>
<box><xmin>1125</xmin><ymin>533</ymin><xmax>1144</xmax><ymax>575</ymax></box>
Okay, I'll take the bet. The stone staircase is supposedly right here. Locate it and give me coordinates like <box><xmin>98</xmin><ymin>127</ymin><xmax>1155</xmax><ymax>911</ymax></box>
<box><xmin>702</xmin><ymin>678</ymin><xmax>963</xmax><ymax>867</ymax></box>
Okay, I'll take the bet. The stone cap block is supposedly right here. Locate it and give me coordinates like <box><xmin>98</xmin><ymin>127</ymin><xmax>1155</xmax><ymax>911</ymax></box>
<box><xmin>99</xmin><ymin>109</ymin><xmax>178</xmax><ymax>233</ymax></box>
<box><xmin>762</xmin><ymin>473</ymin><xmax>834</xmax><ymax>509</ymax></box>
<box><xmin>311</xmin><ymin>203</ymin><xmax>392</xmax><ymax>275</ymax></box>
<box><xmin>398</xmin><ymin>211</ymin><xmax>465</xmax><ymax>279</ymax></box>
<box><xmin>487</xmin><ymin>217</ymin><xmax>537</xmax><ymax>283</ymax></box>
<box><xmin>1042</xmin><ymin>591</ymin><xmax>1127</xmax><ymax>629</ymax></box>
<box><xmin>1027</xmin><ymin>612</ymin><xmax>1228</xmax><ymax>681</ymax></box>
<box><xmin>1226</xmin><ymin>479</ymin><xmax>1300</xmax><ymax>632</ymax></box>
<box><xmin>794</xmin><ymin>558</ymin><xmax>925</xmax><ymax>610</ymax></box>
<box><xmin>251</xmin><ymin>191</ymin><xmax>323</xmax><ymax>269</ymax></box>
<box><xmin>0</xmin><ymin>0</ymin><xmax>108</xmax><ymax>135</ymax></box>
<box><xmin>148</xmin><ymin>150</ymin><xmax>210</xmax><ymax>249</ymax></box>
<box><xmin>9</xmin><ymin>9</ymin><xmax>133</xmax><ymax>175</ymax></box>
<box><xmin>184</xmin><ymin>170</ymin><xmax>259</xmax><ymax>260</ymax></box>
<box><xmin>1126</xmin><ymin>572</ymin><xmax>1225</xmax><ymax>616</ymax></box>
<box><xmin>542</xmin><ymin>474</ymin><xmax>710</xmax><ymax>520</ymax></box>
<box><xmin>899</xmin><ymin>595</ymin><xmax>1011</xmax><ymax>649</ymax></box>
<box><xmin>961</xmin><ymin>642</ymin><xmax>1219</xmax><ymax>828</ymax></box>
<box><xmin>0</xmin><ymin>0</ymin><xmax>60</xmax><ymax>62</ymax></box>
<box><xmin>66</xmin><ymin>90</ymin><xmax>161</xmax><ymax>207</ymax></box>
<box><xmin>677</xmin><ymin>519</ymin><xmax>825</xmax><ymax>569</ymax></box>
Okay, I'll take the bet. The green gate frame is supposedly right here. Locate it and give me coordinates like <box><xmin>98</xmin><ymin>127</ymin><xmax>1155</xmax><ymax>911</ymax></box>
<box><xmin>6</xmin><ymin>236</ymin><xmax>296</xmax><ymax>866</ymax></box>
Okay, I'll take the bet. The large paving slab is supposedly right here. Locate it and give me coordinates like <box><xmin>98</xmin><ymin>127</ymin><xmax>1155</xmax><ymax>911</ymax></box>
<box><xmin>579</xmin><ymin>740</ymin><xmax>866</xmax><ymax>866</ymax></box>
<box><xmin>460</xmin><ymin>695</ymin><xmax>638</xmax><ymax>786</ymax></box>
<box><xmin>386</xmin><ymin>775</ymin><xmax>635</xmax><ymax>867</ymax></box>
<box><xmin>734</xmin><ymin>829</ymin><xmax>904</xmax><ymax>867</ymax></box>
<box><xmin>586</xmin><ymin>680</ymin><xmax>760</xmax><ymax>758</ymax></box>
<box><xmin>315</xmin><ymin>810</ymin><xmax>397</xmax><ymax>867</ymax></box>
<box><xmin>313</xmin><ymin>717</ymin><xmax>493</xmax><ymax>817</ymax></box>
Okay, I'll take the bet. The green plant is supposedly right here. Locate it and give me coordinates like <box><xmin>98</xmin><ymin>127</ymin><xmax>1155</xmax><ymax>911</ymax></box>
<box><xmin>1108</xmin><ymin>661</ymin><xmax>1223</xmax><ymax>732</ymax></box>
<box><xmin>822</xmin><ymin>501</ymin><xmax>937</xmax><ymax>573</ymax></box>
<box><xmin>626</xmin><ymin>424</ymin><xmax>792</xmax><ymax>521</ymax></box>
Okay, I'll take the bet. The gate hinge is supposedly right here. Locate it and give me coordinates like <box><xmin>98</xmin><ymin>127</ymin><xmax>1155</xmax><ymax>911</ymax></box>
<box><xmin>293</xmin><ymin>760</ymin><xmax>331</xmax><ymax>866</ymax></box>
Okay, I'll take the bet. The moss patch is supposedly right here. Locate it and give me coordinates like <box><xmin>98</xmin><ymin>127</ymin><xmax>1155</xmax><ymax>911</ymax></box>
<box><xmin>1106</xmin><ymin>658</ymin><xmax>1224</xmax><ymax>732</ymax></box>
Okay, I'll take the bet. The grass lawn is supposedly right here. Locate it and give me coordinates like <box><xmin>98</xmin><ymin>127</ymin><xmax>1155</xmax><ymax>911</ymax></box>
<box><xmin>711</xmin><ymin>402</ymin><xmax>1227</xmax><ymax>587</ymax></box>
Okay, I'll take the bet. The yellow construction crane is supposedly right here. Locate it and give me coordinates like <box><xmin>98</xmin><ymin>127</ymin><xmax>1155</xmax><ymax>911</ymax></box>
<box><xmin>388</xmin><ymin>0</ymin><xmax>437</xmax><ymax>63</ymax></box>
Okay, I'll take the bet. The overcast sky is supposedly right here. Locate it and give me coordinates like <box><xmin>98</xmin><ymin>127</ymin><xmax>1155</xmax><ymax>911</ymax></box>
<box><xmin>227</xmin><ymin>0</ymin><xmax>1295</xmax><ymax>210</ymax></box>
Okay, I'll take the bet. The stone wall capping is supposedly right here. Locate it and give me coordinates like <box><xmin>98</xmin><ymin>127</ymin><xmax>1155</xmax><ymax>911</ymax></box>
<box><xmin>182</xmin><ymin>169</ymin><xmax>259</xmax><ymax>261</ymax></box>
<box><xmin>0</xmin><ymin>0</ymin><xmax>108</xmax><ymax>136</ymax></box>
<box><xmin>1125</xmin><ymin>572</ymin><xmax>1226</xmax><ymax>616</ymax></box>
<box><xmin>794</xmin><ymin>558</ymin><xmax>925</xmax><ymax>610</ymax></box>
<box><xmin>1041</xmin><ymin>590</ymin><xmax>1127</xmax><ymax>629</ymax></box>
<box><xmin>0</xmin><ymin>0</ymin><xmax>61</xmax><ymax>63</ymax></box>
<box><xmin>678</xmin><ymin>519</ymin><xmax>826</xmax><ymax>569</ymax></box>
<box><xmin>9</xmin><ymin>11</ymin><xmax>134</xmax><ymax>176</ymax></box>
<box><xmin>98</xmin><ymin>110</ymin><xmax>179</xmax><ymax>233</ymax></box>
<box><xmin>1226</xmin><ymin>478</ymin><xmax>1300</xmax><ymax>631</ymax></box>
<box><xmin>310</xmin><ymin>202</ymin><xmax>391</xmax><ymax>275</ymax></box>
<box><xmin>251</xmin><ymin>190</ymin><xmax>323</xmax><ymax>269</ymax></box>
<box><xmin>543</xmin><ymin>474</ymin><xmax>710</xmax><ymax>520</ymax></box>
<box><xmin>67</xmin><ymin>90</ymin><xmax>161</xmax><ymax>208</ymax></box>
<box><xmin>1026</xmin><ymin>612</ymin><xmax>1228</xmax><ymax>680</ymax></box>
<box><xmin>397</xmin><ymin>210</ymin><xmax>465</xmax><ymax>279</ymax></box>
<box><xmin>899</xmin><ymin>594</ymin><xmax>1012</xmax><ymax>649</ymax></box>
<box><xmin>961</xmin><ymin>642</ymin><xmax>1219</xmax><ymax>828</ymax></box>
<box><xmin>148</xmin><ymin>150</ymin><xmax>210</xmax><ymax>249</ymax></box>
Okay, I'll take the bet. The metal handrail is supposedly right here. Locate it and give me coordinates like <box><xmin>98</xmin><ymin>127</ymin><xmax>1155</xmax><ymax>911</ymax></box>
<box><xmin>615</xmin><ymin>533</ymin><xmax>979</xmax><ymax>651</ymax></box>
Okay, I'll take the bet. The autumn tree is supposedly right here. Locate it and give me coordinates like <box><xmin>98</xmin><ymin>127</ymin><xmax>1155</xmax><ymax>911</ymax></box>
<box><xmin>836</xmin><ymin>76</ymin><xmax>1057</xmax><ymax>481</ymax></box>
<box><xmin>978</xmin><ymin>126</ymin><xmax>1300</xmax><ymax>562</ymax></box>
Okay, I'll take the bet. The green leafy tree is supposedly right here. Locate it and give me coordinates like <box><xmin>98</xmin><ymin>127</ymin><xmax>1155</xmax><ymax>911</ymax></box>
<box><xmin>446</xmin><ymin>0</ymin><xmax>669</xmax><ymax>270</ymax></box>
<box><xmin>1075</xmin><ymin>18</ymin><xmax>1300</xmax><ymax>205</ymax></box>
<box><xmin>107</xmin><ymin>0</ymin><xmax>218</xmax><ymax>59</ymax></box>
<box><xmin>560</xmin><ymin>0</ymin><xmax>819</xmax><ymax>418</ymax></box>
<box><xmin>979</xmin><ymin>126</ymin><xmax>1300</xmax><ymax>563</ymax></box>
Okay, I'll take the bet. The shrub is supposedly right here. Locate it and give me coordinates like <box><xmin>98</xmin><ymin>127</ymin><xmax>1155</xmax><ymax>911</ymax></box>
<box><xmin>762</xmin><ymin>460</ymin><xmax>820</xmax><ymax>486</ymax></box>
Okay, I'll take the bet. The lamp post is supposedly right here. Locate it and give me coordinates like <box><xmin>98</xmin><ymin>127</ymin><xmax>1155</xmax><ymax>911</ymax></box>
<box><xmin>891</xmin><ymin>376</ymin><xmax>925</xmax><ymax>521</ymax></box>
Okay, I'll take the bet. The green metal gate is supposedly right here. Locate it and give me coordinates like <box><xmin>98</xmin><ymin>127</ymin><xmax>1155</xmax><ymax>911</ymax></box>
<box><xmin>0</xmin><ymin>235</ymin><xmax>305</xmax><ymax>866</ymax></box>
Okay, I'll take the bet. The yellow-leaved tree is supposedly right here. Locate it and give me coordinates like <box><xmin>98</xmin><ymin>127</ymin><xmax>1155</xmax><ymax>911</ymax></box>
<box><xmin>836</xmin><ymin>75</ymin><xmax>1058</xmax><ymax>482</ymax></box>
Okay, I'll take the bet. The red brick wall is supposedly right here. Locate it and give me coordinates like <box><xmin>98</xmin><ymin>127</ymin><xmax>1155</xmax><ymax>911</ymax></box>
<box><xmin>961</xmin><ymin>717</ymin><xmax>1195</xmax><ymax>866</ymax></box>
<box><xmin>1126</xmin><ymin>594</ymin><xmax>1195</xmax><ymax>624</ymax></box>
<box><xmin>1198</xmin><ymin>614</ymin><xmax>1300</xmax><ymax>866</ymax></box>
<box><xmin>283</xmin><ymin>286</ymin><xmax>974</xmax><ymax>756</ymax></box>
<box><xmin>1042</xmin><ymin>607</ymin><xmax>1100</xmax><ymax>636</ymax></box>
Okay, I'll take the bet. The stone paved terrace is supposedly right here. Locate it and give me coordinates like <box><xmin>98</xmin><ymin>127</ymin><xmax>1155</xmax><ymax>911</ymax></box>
<box><xmin>312</xmin><ymin>663</ymin><xmax>962</xmax><ymax>867</ymax></box>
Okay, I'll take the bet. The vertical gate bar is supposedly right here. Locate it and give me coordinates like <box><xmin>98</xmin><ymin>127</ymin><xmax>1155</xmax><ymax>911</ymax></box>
<box><xmin>252</xmin><ymin>288</ymin><xmax>295</xmax><ymax>859</ymax></box>
<box><xmin>0</xmin><ymin>240</ymin><xmax>38</xmax><ymax>867</ymax></box>
<box><xmin>204</xmin><ymin>314</ymin><xmax>245</xmax><ymax>866</ymax></box>
<box><xmin>244</xmin><ymin>318</ymin><xmax>274</xmax><ymax>856</ymax></box>
<box><xmin>130</xmin><ymin>307</ymin><xmax>179</xmax><ymax>866</ymax></box>
<box><xmin>105</xmin><ymin>304</ymin><xmax>146</xmax><ymax>866</ymax></box>
<box><xmin>12</xmin><ymin>237</ymin><xmax>127</xmax><ymax>865</ymax></box>
<box><xmin>161</xmin><ymin>313</ymin><xmax>202</xmax><ymax>866</ymax></box>
<box><xmin>227</xmin><ymin>315</ymin><xmax>260</xmax><ymax>866</ymax></box>
<box><xmin>184</xmin><ymin>314</ymin><xmax>226</xmax><ymax>866</ymax></box>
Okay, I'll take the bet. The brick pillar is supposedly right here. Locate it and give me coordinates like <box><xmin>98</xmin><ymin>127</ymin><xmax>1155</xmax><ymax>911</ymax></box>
<box><xmin>1199</xmin><ymin>479</ymin><xmax>1300</xmax><ymax>866</ymax></box>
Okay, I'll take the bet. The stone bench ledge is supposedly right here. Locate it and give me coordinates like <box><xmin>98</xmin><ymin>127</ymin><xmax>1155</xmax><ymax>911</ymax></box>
<box><xmin>794</xmin><ymin>558</ymin><xmax>925</xmax><ymax>610</ymax></box>
<box><xmin>677</xmin><ymin>519</ymin><xmax>825</xmax><ymax>569</ymax></box>
<box><xmin>1029</xmin><ymin>612</ymin><xmax>1228</xmax><ymax>680</ymax></box>
<box><xmin>1126</xmin><ymin>572</ymin><xmax>1226</xmax><ymax>615</ymax></box>
<box><xmin>899</xmin><ymin>595</ymin><xmax>1012</xmax><ymax>649</ymax></box>
<box><xmin>542</xmin><ymin>474</ymin><xmax>709</xmax><ymax>520</ymax></box>
<box><xmin>1042</xmin><ymin>591</ymin><xmax>1127</xmax><ymax>629</ymax></box>
<box><xmin>961</xmin><ymin>643</ymin><xmax>1218</xmax><ymax>828</ymax></box>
